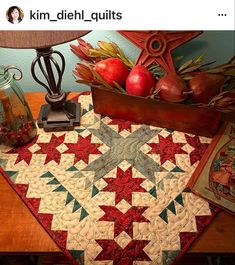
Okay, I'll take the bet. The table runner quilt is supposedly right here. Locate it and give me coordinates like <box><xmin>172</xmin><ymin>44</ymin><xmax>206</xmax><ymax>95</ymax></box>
<box><xmin>0</xmin><ymin>92</ymin><xmax>217</xmax><ymax>265</ymax></box>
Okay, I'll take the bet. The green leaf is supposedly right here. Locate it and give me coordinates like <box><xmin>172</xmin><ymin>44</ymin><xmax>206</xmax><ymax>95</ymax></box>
<box><xmin>88</xmin><ymin>49</ymin><xmax>103</xmax><ymax>57</ymax></box>
<box><xmin>117</xmin><ymin>46</ymin><xmax>125</xmax><ymax>58</ymax></box>
<box><xmin>113</xmin><ymin>81</ymin><xmax>127</xmax><ymax>94</ymax></box>
<box><xmin>91</xmin><ymin>68</ymin><xmax>113</xmax><ymax>90</ymax></box>
<box><xmin>173</xmin><ymin>55</ymin><xmax>184</xmax><ymax>62</ymax></box>
<box><xmin>116</xmin><ymin>54</ymin><xmax>133</xmax><ymax>68</ymax></box>
<box><xmin>178</xmin><ymin>59</ymin><xmax>193</xmax><ymax>72</ymax></box>
<box><xmin>194</xmin><ymin>55</ymin><xmax>204</xmax><ymax>64</ymax></box>
<box><xmin>200</xmin><ymin>60</ymin><xmax>216</xmax><ymax>68</ymax></box>
<box><xmin>182</xmin><ymin>76</ymin><xmax>193</xmax><ymax>80</ymax></box>
<box><xmin>224</xmin><ymin>69</ymin><xmax>235</xmax><ymax>76</ymax></box>
<box><xmin>220</xmin><ymin>63</ymin><xmax>235</xmax><ymax>69</ymax></box>
<box><xmin>127</xmin><ymin>58</ymin><xmax>135</xmax><ymax>68</ymax></box>
<box><xmin>97</xmin><ymin>41</ymin><xmax>116</xmax><ymax>53</ymax></box>
<box><xmin>179</xmin><ymin>64</ymin><xmax>202</xmax><ymax>74</ymax></box>
<box><xmin>75</xmin><ymin>80</ymin><xmax>92</xmax><ymax>85</ymax></box>
<box><xmin>205</xmin><ymin>68</ymin><xmax>224</xmax><ymax>74</ymax></box>
<box><xmin>96</xmin><ymin>49</ymin><xmax>111</xmax><ymax>57</ymax></box>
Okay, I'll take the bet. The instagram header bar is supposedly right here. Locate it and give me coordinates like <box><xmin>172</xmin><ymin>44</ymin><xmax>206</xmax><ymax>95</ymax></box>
<box><xmin>0</xmin><ymin>0</ymin><xmax>234</xmax><ymax>30</ymax></box>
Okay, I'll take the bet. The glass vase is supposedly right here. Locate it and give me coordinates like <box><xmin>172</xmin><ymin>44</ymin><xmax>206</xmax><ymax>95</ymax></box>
<box><xmin>0</xmin><ymin>65</ymin><xmax>37</xmax><ymax>147</ymax></box>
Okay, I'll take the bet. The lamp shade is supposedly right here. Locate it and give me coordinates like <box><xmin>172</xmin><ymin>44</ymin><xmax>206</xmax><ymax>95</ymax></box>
<box><xmin>0</xmin><ymin>30</ymin><xmax>90</xmax><ymax>48</ymax></box>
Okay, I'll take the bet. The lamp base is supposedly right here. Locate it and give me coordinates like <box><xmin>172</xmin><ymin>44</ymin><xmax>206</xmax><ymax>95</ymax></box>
<box><xmin>37</xmin><ymin>100</ymin><xmax>81</xmax><ymax>132</ymax></box>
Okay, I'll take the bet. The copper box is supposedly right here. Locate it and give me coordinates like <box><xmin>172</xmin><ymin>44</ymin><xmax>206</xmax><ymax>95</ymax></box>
<box><xmin>91</xmin><ymin>86</ymin><xmax>221</xmax><ymax>137</ymax></box>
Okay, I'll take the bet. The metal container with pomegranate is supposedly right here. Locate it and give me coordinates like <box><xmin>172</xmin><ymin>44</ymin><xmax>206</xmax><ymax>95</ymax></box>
<box><xmin>91</xmin><ymin>86</ymin><xmax>221</xmax><ymax>138</ymax></box>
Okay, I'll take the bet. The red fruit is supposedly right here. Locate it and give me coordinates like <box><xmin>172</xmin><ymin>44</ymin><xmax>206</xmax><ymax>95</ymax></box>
<box><xmin>189</xmin><ymin>73</ymin><xmax>225</xmax><ymax>103</ymax></box>
<box><xmin>126</xmin><ymin>65</ymin><xmax>156</xmax><ymax>97</ymax></box>
<box><xmin>155</xmin><ymin>73</ymin><xmax>189</xmax><ymax>102</ymax></box>
<box><xmin>94</xmin><ymin>58</ymin><xmax>129</xmax><ymax>87</ymax></box>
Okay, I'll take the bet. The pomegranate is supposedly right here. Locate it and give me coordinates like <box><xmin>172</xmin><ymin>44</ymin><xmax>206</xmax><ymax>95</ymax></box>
<box><xmin>126</xmin><ymin>65</ymin><xmax>156</xmax><ymax>97</ymax></box>
<box><xmin>155</xmin><ymin>73</ymin><xmax>190</xmax><ymax>102</ymax></box>
<box><xmin>94</xmin><ymin>58</ymin><xmax>129</xmax><ymax>88</ymax></box>
<box><xmin>189</xmin><ymin>73</ymin><xmax>225</xmax><ymax>103</ymax></box>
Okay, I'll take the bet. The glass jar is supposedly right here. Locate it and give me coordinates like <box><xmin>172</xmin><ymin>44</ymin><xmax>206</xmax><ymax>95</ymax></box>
<box><xmin>0</xmin><ymin>65</ymin><xmax>37</xmax><ymax>147</ymax></box>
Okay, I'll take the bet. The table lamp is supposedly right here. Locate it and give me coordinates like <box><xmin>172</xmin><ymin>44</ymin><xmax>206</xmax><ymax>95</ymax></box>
<box><xmin>0</xmin><ymin>30</ymin><xmax>90</xmax><ymax>131</ymax></box>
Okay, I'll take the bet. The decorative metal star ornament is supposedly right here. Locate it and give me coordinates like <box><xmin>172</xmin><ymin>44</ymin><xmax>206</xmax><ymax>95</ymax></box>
<box><xmin>118</xmin><ymin>31</ymin><xmax>203</xmax><ymax>73</ymax></box>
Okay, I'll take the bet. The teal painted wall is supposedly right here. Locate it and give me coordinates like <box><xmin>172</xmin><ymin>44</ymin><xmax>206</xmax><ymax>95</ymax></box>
<box><xmin>0</xmin><ymin>31</ymin><xmax>234</xmax><ymax>93</ymax></box>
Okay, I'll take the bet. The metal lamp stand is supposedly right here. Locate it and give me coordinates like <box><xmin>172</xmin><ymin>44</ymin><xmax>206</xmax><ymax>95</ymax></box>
<box><xmin>31</xmin><ymin>47</ymin><xmax>80</xmax><ymax>132</ymax></box>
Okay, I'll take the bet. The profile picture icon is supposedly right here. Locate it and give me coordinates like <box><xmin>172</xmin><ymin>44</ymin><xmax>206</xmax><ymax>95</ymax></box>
<box><xmin>6</xmin><ymin>6</ymin><xmax>24</xmax><ymax>24</ymax></box>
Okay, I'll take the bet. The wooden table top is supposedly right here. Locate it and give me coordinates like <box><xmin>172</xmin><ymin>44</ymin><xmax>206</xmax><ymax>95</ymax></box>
<box><xmin>0</xmin><ymin>92</ymin><xmax>234</xmax><ymax>254</ymax></box>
